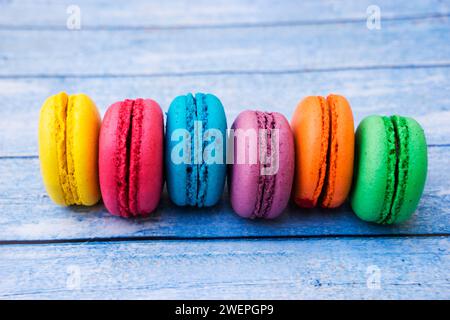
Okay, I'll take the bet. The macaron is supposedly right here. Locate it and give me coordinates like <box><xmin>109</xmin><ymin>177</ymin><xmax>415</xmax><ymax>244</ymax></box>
<box><xmin>291</xmin><ymin>94</ymin><xmax>355</xmax><ymax>208</ymax></box>
<box><xmin>39</xmin><ymin>92</ymin><xmax>101</xmax><ymax>206</ymax></box>
<box><xmin>99</xmin><ymin>98</ymin><xmax>164</xmax><ymax>217</ymax></box>
<box><xmin>229</xmin><ymin>110</ymin><xmax>294</xmax><ymax>219</ymax></box>
<box><xmin>350</xmin><ymin>115</ymin><xmax>427</xmax><ymax>224</ymax></box>
<box><xmin>165</xmin><ymin>93</ymin><xmax>227</xmax><ymax>207</ymax></box>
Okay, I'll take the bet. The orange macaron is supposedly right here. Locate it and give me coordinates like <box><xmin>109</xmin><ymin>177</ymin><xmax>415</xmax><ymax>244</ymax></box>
<box><xmin>291</xmin><ymin>94</ymin><xmax>354</xmax><ymax>208</ymax></box>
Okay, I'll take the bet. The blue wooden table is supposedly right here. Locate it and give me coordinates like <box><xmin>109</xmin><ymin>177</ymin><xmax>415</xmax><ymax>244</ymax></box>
<box><xmin>0</xmin><ymin>0</ymin><xmax>449</xmax><ymax>299</ymax></box>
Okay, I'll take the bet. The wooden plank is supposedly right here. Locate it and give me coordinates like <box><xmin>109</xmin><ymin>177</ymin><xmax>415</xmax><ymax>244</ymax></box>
<box><xmin>0</xmin><ymin>0</ymin><xmax>448</xmax><ymax>28</ymax></box>
<box><xmin>1</xmin><ymin>18</ymin><xmax>450</xmax><ymax>77</ymax></box>
<box><xmin>0</xmin><ymin>146</ymin><xmax>448</xmax><ymax>241</ymax></box>
<box><xmin>0</xmin><ymin>237</ymin><xmax>448</xmax><ymax>299</ymax></box>
<box><xmin>0</xmin><ymin>66</ymin><xmax>449</xmax><ymax>157</ymax></box>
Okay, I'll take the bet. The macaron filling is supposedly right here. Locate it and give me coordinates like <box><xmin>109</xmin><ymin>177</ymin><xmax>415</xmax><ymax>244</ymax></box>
<box><xmin>186</xmin><ymin>93</ymin><xmax>208</xmax><ymax>207</ymax></box>
<box><xmin>295</xmin><ymin>97</ymin><xmax>330</xmax><ymax>208</ymax></box>
<box><xmin>377</xmin><ymin>116</ymin><xmax>397</xmax><ymax>224</ymax></box>
<box><xmin>115</xmin><ymin>99</ymin><xmax>145</xmax><ymax>217</ymax></box>
<box><xmin>320</xmin><ymin>97</ymin><xmax>337</xmax><ymax>207</ymax></box>
<box><xmin>186</xmin><ymin>94</ymin><xmax>197</xmax><ymax>206</ymax></box>
<box><xmin>54</xmin><ymin>96</ymin><xmax>71</xmax><ymax>204</ymax></box>
<box><xmin>66</xmin><ymin>96</ymin><xmax>80</xmax><ymax>205</ymax></box>
<box><xmin>253</xmin><ymin>111</ymin><xmax>276</xmax><ymax>218</ymax></box>
<box><xmin>54</xmin><ymin>94</ymin><xmax>80</xmax><ymax>205</ymax></box>
<box><xmin>387</xmin><ymin>116</ymin><xmax>409</xmax><ymax>224</ymax></box>
<box><xmin>128</xmin><ymin>99</ymin><xmax>145</xmax><ymax>215</ymax></box>
<box><xmin>378</xmin><ymin>116</ymin><xmax>409</xmax><ymax>224</ymax></box>
<box><xmin>196</xmin><ymin>93</ymin><xmax>208</xmax><ymax>207</ymax></box>
<box><xmin>314</xmin><ymin>97</ymin><xmax>331</xmax><ymax>207</ymax></box>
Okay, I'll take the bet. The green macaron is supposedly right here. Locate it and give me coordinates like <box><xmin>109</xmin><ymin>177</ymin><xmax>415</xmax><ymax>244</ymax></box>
<box><xmin>350</xmin><ymin>115</ymin><xmax>427</xmax><ymax>224</ymax></box>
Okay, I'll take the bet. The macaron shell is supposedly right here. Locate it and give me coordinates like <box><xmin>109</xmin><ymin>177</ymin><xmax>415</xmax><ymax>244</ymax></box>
<box><xmin>264</xmin><ymin>112</ymin><xmax>294</xmax><ymax>219</ymax></box>
<box><xmin>165</xmin><ymin>95</ymin><xmax>189</xmax><ymax>206</ymax></box>
<box><xmin>291</xmin><ymin>96</ymin><xmax>330</xmax><ymax>208</ymax></box>
<box><xmin>67</xmin><ymin>94</ymin><xmax>101</xmax><ymax>206</ymax></box>
<box><xmin>320</xmin><ymin>94</ymin><xmax>354</xmax><ymax>208</ymax></box>
<box><xmin>133</xmin><ymin>99</ymin><xmax>164</xmax><ymax>214</ymax></box>
<box><xmin>229</xmin><ymin>110</ymin><xmax>260</xmax><ymax>218</ymax></box>
<box><xmin>391</xmin><ymin>116</ymin><xmax>427</xmax><ymax>223</ymax></box>
<box><xmin>350</xmin><ymin>115</ymin><xmax>391</xmax><ymax>222</ymax></box>
<box><xmin>39</xmin><ymin>92</ymin><xmax>69</xmax><ymax>206</ymax></box>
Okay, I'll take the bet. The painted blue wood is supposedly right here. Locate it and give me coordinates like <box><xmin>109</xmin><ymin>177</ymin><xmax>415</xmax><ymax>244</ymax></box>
<box><xmin>0</xmin><ymin>237</ymin><xmax>448</xmax><ymax>299</ymax></box>
<box><xmin>1</xmin><ymin>67</ymin><xmax>449</xmax><ymax>157</ymax></box>
<box><xmin>0</xmin><ymin>0</ymin><xmax>448</xmax><ymax>28</ymax></box>
<box><xmin>1</xmin><ymin>18</ymin><xmax>450</xmax><ymax>77</ymax></box>
<box><xmin>0</xmin><ymin>0</ymin><xmax>449</xmax><ymax>299</ymax></box>
<box><xmin>0</xmin><ymin>146</ymin><xmax>448</xmax><ymax>241</ymax></box>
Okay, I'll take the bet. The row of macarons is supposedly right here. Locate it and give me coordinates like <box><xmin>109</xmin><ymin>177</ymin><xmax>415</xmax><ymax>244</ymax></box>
<box><xmin>39</xmin><ymin>92</ymin><xmax>428</xmax><ymax>225</ymax></box>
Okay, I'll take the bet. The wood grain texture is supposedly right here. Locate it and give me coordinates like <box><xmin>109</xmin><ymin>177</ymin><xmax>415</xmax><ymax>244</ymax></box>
<box><xmin>1</xmin><ymin>18</ymin><xmax>450</xmax><ymax>77</ymax></box>
<box><xmin>1</xmin><ymin>66</ymin><xmax>450</xmax><ymax>157</ymax></box>
<box><xmin>0</xmin><ymin>237</ymin><xmax>448</xmax><ymax>299</ymax></box>
<box><xmin>1</xmin><ymin>0</ymin><xmax>449</xmax><ymax>28</ymax></box>
<box><xmin>0</xmin><ymin>147</ymin><xmax>448</xmax><ymax>241</ymax></box>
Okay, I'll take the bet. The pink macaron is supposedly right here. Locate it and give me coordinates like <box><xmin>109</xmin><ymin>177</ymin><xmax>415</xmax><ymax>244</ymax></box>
<box><xmin>99</xmin><ymin>98</ymin><xmax>164</xmax><ymax>217</ymax></box>
<box><xmin>229</xmin><ymin>110</ymin><xmax>294</xmax><ymax>219</ymax></box>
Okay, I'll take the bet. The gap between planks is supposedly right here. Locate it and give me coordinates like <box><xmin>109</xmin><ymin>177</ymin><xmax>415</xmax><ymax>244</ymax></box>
<box><xmin>1</xmin><ymin>233</ymin><xmax>449</xmax><ymax>246</ymax></box>
<box><xmin>1</xmin><ymin>62</ymin><xmax>450</xmax><ymax>79</ymax></box>
<box><xmin>1</xmin><ymin>12</ymin><xmax>449</xmax><ymax>31</ymax></box>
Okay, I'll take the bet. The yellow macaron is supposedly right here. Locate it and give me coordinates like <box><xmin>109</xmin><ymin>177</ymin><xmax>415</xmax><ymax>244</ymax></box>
<box><xmin>39</xmin><ymin>92</ymin><xmax>101</xmax><ymax>206</ymax></box>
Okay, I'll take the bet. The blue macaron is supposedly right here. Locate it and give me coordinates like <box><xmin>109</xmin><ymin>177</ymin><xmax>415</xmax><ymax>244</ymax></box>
<box><xmin>165</xmin><ymin>93</ymin><xmax>227</xmax><ymax>207</ymax></box>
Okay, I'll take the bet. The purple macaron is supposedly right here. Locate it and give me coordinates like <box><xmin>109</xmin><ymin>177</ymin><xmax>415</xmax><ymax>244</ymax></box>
<box><xmin>228</xmin><ymin>110</ymin><xmax>294</xmax><ymax>219</ymax></box>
